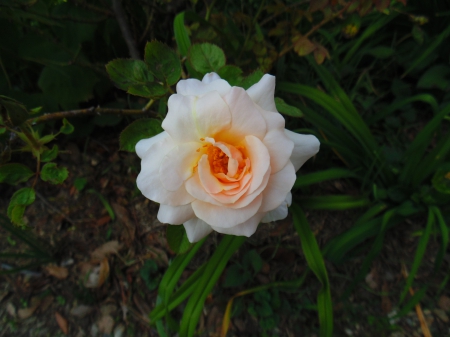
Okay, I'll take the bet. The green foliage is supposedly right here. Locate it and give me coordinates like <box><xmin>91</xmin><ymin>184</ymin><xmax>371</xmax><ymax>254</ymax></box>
<box><xmin>274</xmin><ymin>97</ymin><xmax>303</xmax><ymax>117</ymax></box>
<box><xmin>59</xmin><ymin>118</ymin><xmax>74</xmax><ymax>135</ymax></box>
<box><xmin>166</xmin><ymin>225</ymin><xmax>191</xmax><ymax>254</ymax></box>
<box><xmin>144</xmin><ymin>41</ymin><xmax>181</xmax><ymax>86</ymax></box>
<box><xmin>188</xmin><ymin>43</ymin><xmax>226</xmax><ymax>75</ymax></box>
<box><xmin>0</xmin><ymin>163</ymin><xmax>34</xmax><ymax>185</ymax></box>
<box><xmin>7</xmin><ymin>187</ymin><xmax>35</xmax><ymax>226</ymax></box>
<box><xmin>140</xmin><ymin>260</ymin><xmax>161</xmax><ymax>291</ymax></box>
<box><xmin>173</xmin><ymin>12</ymin><xmax>191</xmax><ymax>57</ymax></box>
<box><xmin>106</xmin><ymin>59</ymin><xmax>154</xmax><ymax>91</ymax></box>
<box><xmin>119</xmin><ymin>118</ymin><xmax>163</xmax><ymax>152</ymax></box>
<box><xmin>40</xmin><ymin>163</ymin><xmax>68</xmax><ymax>185</ymax></box>
<box><xmin>41</xmin><ymin>145</ymin><xmax>59</xmax><ymax>162</ymax></box>
<box><xmin>0</xmin><ymin>95</ymin><xmax>29</xmax><ymax>126</ymax></box>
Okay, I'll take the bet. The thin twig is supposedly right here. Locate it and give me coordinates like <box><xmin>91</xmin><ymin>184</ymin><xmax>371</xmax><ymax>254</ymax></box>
<box><xmin>35</xmin><ymin>191</ymin><xmax>77</xmax><ymax>226</ymax></box>
<box><xmin>112</xmin><ymin>0</ymin><xmax>140</xmax><ymax>60</ymax></box>
<box><xmin>29</xmin><ymin>107</ymin><xmax>155</xmax><ymax>124</ymax></box>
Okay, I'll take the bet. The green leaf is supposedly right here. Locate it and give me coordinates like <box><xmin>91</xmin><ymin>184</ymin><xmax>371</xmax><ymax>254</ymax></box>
<box><xmin>243</xmin><ymin>249</ymin><xmax>263</xmax><ymax>274</ymax></box>
<box><xmin>173</xmin><ymin>12</ymin><xmax>191</xmax><ymax>57</ymax></box>
<box><xmin>179</xmin><ymin>235</ymin><xmax>246</xmax><ymax>336</ymax></box>
<box><xmin>40</xmin><ymin>163</ymin><xmax>68</xmax><ymax>184</ymax></box>
<box><xmin>0</xmin><ymin>163</ymin><xmax>34</xmax><ymax>185</ymax></box>
<box><xmin>41</xmin><ymin>145</ymin><xmax>58</xmax><ymax>162</ymax></box>
<box><xmin>166</xmin><ymin>225</ymin><xmax>191</xmax><ymax>254</ymax></box>
<box><xmin>140</xmin><ymin>259</ymin><xmax>160</xmax><ymax>291</ymax></box>
<box><xmin>39</xmin><ymin>134</ymin><xmax>56</xmax><ymax>145</ymax></box>
<box><xmin>239</xmin><ymin>70</ymin><xmax>264</xmax><ymax>90</ymax></box>
<box><xmin>432</xmin><ymin>164</ymin><xmax>450</xmax><ymax>194</ymax></box>
<box><xmin>188</xmin><ymin>43</ymin><xmax>226</xmax><ymax>75</ymax></box>
<box><xmin>59</xmin><ymin>118</ymin><xmax>74</xmax><ymax>135</ymax></box>
<box><xmin>73</xmin><ymin>177</ymin><xmax>87</xmax><ymax>191</ymax></box>
<box><xmin>144</xmin><ymin>41</ymin><xmax>181</xmax><ymax>86</ymax></box>
<box><xmin>365</xmin><ymin>46</ymin><xmax>395</xmax><ymax>59</ymax></box>
<box><xmin>0</xmin><ymin>95</ymin><xmax>29</xmax><ymax>126</ymax></box>
<box><xmin>223</xmin><ymin>264</ymin><xmax>250</xmax><ymax>288</ymax></box>
<box><xmin>275</xmin><ymin>97</ymin><xmax>303</xmax><ymax>117</ymax></box>
<box><xmin>127</xmin><ymin>83</ymin><xmax>167</xmax><ymax>99</ymax></box>
<box><xmin>38</xmin><ymin>65</ymin><xmax>99</xmax><ymax>110</ymax></box>
<box><xmin>7</xmin><ymin>187</ymin><xmax>35</xmax><ymax>225</ymax></box>
<box><xmin>431</xmin><ymin>207</ymin><xmax>449</xmax><ymax>273</ymax></box>
<box><xmin>294</xmin><ymin>168</ymin><xmax>359</xmax><ymax>189</ymax></box>
<box><xmin>217</xmin><ymin>65</ymin><xmax>243</xmax><ymax>86</ymax></box>
<box><xmin>298</xmin><ymin>195</ymin><xmax>371</xmax><ymax>210</ymax></box>
<box><xmin>119</xmin><ymin>118</ymin><xmax>163</xmax><ymax>152</ymax></box>
<box><xmin>105</xmin><ymin>59</ymin><xmax>154</xmax><ymax>91</ymax></box>
<box><xmin>291</xmin><ymin>204</ymin><xmax>333</xmax><ymax>337</ymax></box>
<box><xmin>417</xmin><ymin>65</ymin><xmax>450</xmax><ymax>90</ymax></box>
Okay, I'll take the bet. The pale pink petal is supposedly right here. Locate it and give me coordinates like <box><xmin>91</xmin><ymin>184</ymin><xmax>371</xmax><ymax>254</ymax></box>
<box><xmin>157</xmin><ymin>204</ymin><xmax>195</xmax><ymax>224</ymax></box>
<box><xmin>159</xmin><ymin>142</ymin><xmax>202</xmax><ymax>191</ymax></box>
<box><xmin>262</xmin><ymin>113</ymin><xmax>294</xmax><ymax>173</ymax></box>
<box><xmin>195</xmin><ymin>91</ymin><xmax>232</xmax><ymax>138</ymax></box>
<box><xmin>217</xmin><ymin>88</ymin><xmax>267</xmax><ymax>142</ymax></box>
<box><xmin>214</xmin><ymin>142</ymin><xmax>244</xmax><ymax>177</ymax></box>
<box><xmin>211</xmin><ymin>212</ymin><xmax>265</xmax><ymax>236</ymax></box>
<box><xmin>183</xmin><ymin>218</ymin><xmax>213</xmax><ymax>242</ymax></box>
<box><xmin>198</xmin><ymin>154</ymin><xmax>223</xmax><ymax>194</ymax></box>
<box><xmin>259</xmin><ymin>161</ymin><xmax>296</xmax><ymax>213</ymax></box>
<box><xmin>135</xmin><ymin>131</ymin><xmax>168</xmax><ymax>159</ymax></box>
<box><xmin>176</xmin><ymin>78</ymin><xmax>231</xmax><ymax>96</ymax></box>
<box><xmin>245</xmin><ymin>135</ymin><xmax>271</xmax><ymax>194</ymax></box>
<box><xmin>136</xmin><ymin>136</ymin><xmax>194</xmax><ymax>205</ymax></box>
<box><xmin>246</xmin><ymin>74</ymin><xmax>277</xmax><ymax>112</ymax></box>
<box><xmin>191</xmin><ymin>194</ymin><xmax>263</xmax><ymax>228</ymax></box>
<box><xmin>285</xmin><ymin>130</ymin><xmax>320</xmax><ymax>171</ymax></box>
<box><xmin>202</xmin><ymin>72</ymin><xmax>221</xmax><ymax>83</ymax></box>
<box><xmin>210</xmin><ymin>173</ymin><xmax>252</xmax><ymax>203</ymax></box>
<box><xmin>163</xmin><ymin>95</ymin><xmax>198</xmax><ymax>142</ymax></box>
<box><xmin>185</xmin><ymin>173</ymin><xmax>223</xmax><ymax>206</ymax></box>
<box><xmin>261</xmin><ymin>192</ymin><xmax>292</xmax><ymax>223</ymax></box>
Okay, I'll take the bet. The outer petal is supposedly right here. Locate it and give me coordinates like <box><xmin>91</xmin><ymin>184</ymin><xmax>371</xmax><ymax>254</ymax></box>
<box><xmin>246</xmin><ymin>74</ymin><xmax>277</xmax><ymax>112</ymax></box>
<box><xmin>158</xmin><ymin>204</ymin><xmax>195</xmax><ymax>224</ymax></box>
<box><xmin>176</xmin><ymin>78</ymin><xmax>231</xmax><ymax>96</ymax></box>
<box><xmin>194</xmin><ymin>91</ymin><xmax>232</xmax><ymax>138</ymax></box>
<box><xmin>135</xmin><ymin>131</ymin><xmax>168</xmax><ymax>159</ymax></box>
<box><xmin>285</xmin><ymin>130</ymin><xmax>320</xmax><ymax>171</ymax></box>
<box><xmin>261</xmin><ymin>192</ymin><xmax>292</xmax><ymax>223</ymax></box>
<box><xmin>259</xmin><ymin>161</ymin><xmax>296</xmax><ymax>212</ymax></box>
<box><xmin>159</xmin><ymin>142</ymin><xmax>201</xmax><ymax>191</ymax></box>
<box><xmin>163</xmin><ymin>95</ymin><xmax>198</xmax><ymax>142</ymax></box>
<box><xmin>136</xmin><ymin>136</ymin><xmax>195</xmax><ymax>206</ymax></box>
<box><xmin>192</xmin><ymin>194</ymin><xmax>262</xmax><ymax>228</ymax></box>
<box><xmin>202</xmin><ymin>72</ymin><xmax>221</xmax><ymax>83</ymax></box>
<box><xmin>218</xmin><ymin>88</ymin><xmax>267</xmax><ymax>142</ymax></box>
<box><xmin>211</xmin><ymin>212</ymin><xmax>265</xmax><ymax>236</ymax></box>
<box><xmin>183</xmin><ymin>218</ymin><xmax>213</xmax><ymax>242</ymax></box>
<box><xmin>263</xmin><ymin>129</ymin><xmax>294</xmax><ymax>174</ymax></box>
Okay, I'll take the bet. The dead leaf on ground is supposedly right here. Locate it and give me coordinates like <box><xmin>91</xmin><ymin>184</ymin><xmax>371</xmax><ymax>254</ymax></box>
<box><xmin>91</xmin><ymin>241</ymin><xmax>122</xmax><ymax>260</ymax></box>
<box><xmin>98</xmin><ymin>315</ymin><xmax>115</xmax><ymax>334</ymax></box>
<box><xmin>6</xmin><ymin>302</ymin><xmax>16</xmax><ymax>317</ymax></box>
<box><xmin>112</xmin><ymin>202</ymin><xmax>136</xmax><ymax>244</ymax></box>
<box><xmin>79</xmin><ymin>258</ymin><xmax>110</xmax><ymax>288</ymax></box>
<box><xmin>70</xmin><ymin>305</ymin><xmax>94</xmax><ymax>318</ymax></box>
<box><xmin>55</xmin><ymin>311</ymin><xmax>69</xmax><ymax>335</ymax></box>
<box><xmin>18</xmin><ymin>297</ymin><xmax>42</xmax><ymax>319</ymax></box>
<box><xmin>381</xmin><ymin>282</ymin><xmax>392</xmax><ymax>314</ymax></box>
<box><xmin>45</xmin><ymin>265</ymin><xmax>69</xmax><ymax>280</ymax></box>
<box><xmin>39</xmin><ymin>296</ymin><xmax>54</xmax><ymax>313</ymax></box>
<box><xmin>438</xmin><ymin>295</ymin><xmax>450</xmax><ymax>311</ymax></box>
<box><xmin>365</xmin><ymin>267</ymin><xmax>378</xmax><ymax>290</ymax></box>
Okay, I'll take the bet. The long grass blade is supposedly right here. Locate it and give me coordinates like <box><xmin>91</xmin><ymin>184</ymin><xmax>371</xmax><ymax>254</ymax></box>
<box><xmin>173</xmin><ymin>12</ymin><xmax>191</xmax><ymax>57</ymax></box>
<box><xmin>298</xmin><ymin>195</ymin><xmax>371</xmax><ymax>210</ymax></box>
<box><xmin>179</xmin><ymin>235</ymin><xmax>246</xmax><ymax>337</ymax></box>
<box><xmin>430</xmin><ymin>206</ymin><xmax>449</xmax><ymax>273</ymax></box>
<box><xmin>400</xmin><ymin>208</ymin><xmax>434</xmax><ymax>302</ymax></box>
<box><xmin>291</xmin><ymin>204</ymin><xmax>333</xmax><ymax>337</ymax></box>
<box><xmin>294</xmin><ymin>168</ymin><xmax>360</xmax><ymax>189</ymax></box>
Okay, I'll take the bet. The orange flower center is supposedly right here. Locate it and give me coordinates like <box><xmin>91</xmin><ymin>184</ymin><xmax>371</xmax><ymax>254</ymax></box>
<box><xmin>207</xmin><ymin>146</ymin><xmax>228</xmax><ymax>174</ymax></box>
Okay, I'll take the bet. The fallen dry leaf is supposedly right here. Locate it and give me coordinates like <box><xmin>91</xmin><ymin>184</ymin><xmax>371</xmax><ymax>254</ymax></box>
<box><xmin>70</xmin><ymin>305</ymin><xmax>94</xmax><ymax>318</ymax></box>
<box><xmin>39</xmin><ymin>296</ymin><xmax>54</xmax><ymax>313</ymax></box>
<box><xmin>18</xmin><ymin>297</ymin><xmax>41</xmax><ymax>319</ymax></box>
<box><xmin>6</xmin><ymin>302</ymin><xmax>16</xmax><ymax>317</ymax></box>
<box><xmin>91</xmin><ymin>241</ymin><xmax>122</xmax><ymax>260</ymax></box>
<box><xmin>381</xmin><ymin>282</ymin><xmax>392</xmax><ymax>314</ymax></box>
<box><xmin>112</xmin><ymin>202</ymin><xmax>136</xmax><ymax>244</ymax></box>
<box><xmin>55</xmin><ymin>311</ymin><xmax>69</xmax><ymax>335</ymax></box>
<box><xmin>45</xmin><ymin>265</ymin><xmax>69</xmax><ymax>280</ymax></box>
<box><xmin>79</xmin><ymin>258</ymin><xmax>110</xmax><ymax>288</ymax></box>
<box><xmin>438</xmin><ymin>295</ymin><xmax>450</xmax><ymax>311</ymax></box>
<box><xmin>98</xmin><ymin>315</ymin><xmax>115</xmax><ymax>334</ymax></box>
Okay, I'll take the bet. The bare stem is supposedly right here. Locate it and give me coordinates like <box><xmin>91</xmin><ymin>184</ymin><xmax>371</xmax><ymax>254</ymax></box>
<box><xmin>112</xmin><ymin>0</ymin><xmax>140</xmax><ymax>60</ymax></box>
<box><xmin>29</xmin><ymin>107</ymin><xmax>155</xmax><ymax>124</ymax></box>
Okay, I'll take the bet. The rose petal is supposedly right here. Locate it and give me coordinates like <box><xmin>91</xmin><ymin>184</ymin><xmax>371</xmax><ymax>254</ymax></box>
<box><xmin>261</xmin><ymin>192</ymin><xmax>291</xmax><ymax>223</ymax></box>
<box><xmin>198</xmin><ymin>154</ymin><xmax>223</xmax><ymax>194</ymax></box>
<box><xmin>246</xmin><ymin>74</ymin><xmax>277</xmax><ymax>112</ymax></box>
<box><xmin>245</xmin><ymin>135</ymin><xmax>271</xmax><ymax>194</ymax></box>
<box><xmin>202</xmin><ymin>72</ymin><xmax>221</xmax><ymax>83</ymax></box>
<box><xmin>176</xmin><ymin>78</ymin><xmax>231</xmax><ymax>96</ymax></box>
<box><xmin>158</xmin><ymin>204</ymin><xmax>195</xmax><ymax>224</ymax></box>
<box><xmin>183</xmin><ymin>217</ymin><xmax>213</xmax><ymax>242</ymax></box>
<box><xmin>135</xmin><ymin>131</ymin><xmax>168</xmax><ymax>159</ymax></box>
<box><xmin>285</xmin><ymin>130</ymin><xmax>320</xmax><ymax>171</ymax></box>
<box><xmin>191</xmin><ymin>194</ymin><xmax>262</xmax><ymax>228</ymax></box>
<box><xmin>163</xmin><ymin>95</ymin><xmax>198</xmax><ymax>142</ymax></box>
<box><xmin>137</xmin><ymin>136</ymin><xmax>194</xmax><ymax>205</ymax></box>
<box><xmin>194</xmin><ymin>91</ymin><xmax>232</xmax><ymax>138</ymax></box>
<box><xmin>262</xmin><ymin>113</ymin><xmax>294</xmax><ymax>173</ymax></box>
<box><xmin>159</xmin><ymin>142</ymin><xmax>201</xmax><ymax>191</ymax></box>
<box><xmin>211</xmin><ymin>212</ymin><xmax>265</xmax><ymax>236</ymax></box>
<box><xmin>218</xmin><ymin>88</ymin><xmax>267</xmax><ymax>142</ymax></box>
<box><xmin>259</xmin><ymin>161</ymin><xmax>296</xmax><ymax>213</ymax></box>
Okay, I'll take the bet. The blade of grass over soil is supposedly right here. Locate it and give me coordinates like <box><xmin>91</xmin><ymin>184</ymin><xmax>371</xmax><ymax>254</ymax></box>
<box><xmin>298</xmin><ymin>195</ymin><xmax>371</xmax><ymax>210</ymax></box>
<box><xmin>294</xmin><ymin>168</ymin><xmax>360</xmax><ymax>189</ymax></box>
<box><xmin>179</xmin><ymin>235</ymin><xmax>246</xmax><ymax>337</ymax></box>
<box><xmin>431</xmin><ymin>207</ymin><xmax>449</xmax><ymax>273</ymax></box>
<box><xmin>291</xmin><ymin>203</ymin><xmax>333</xmax><ymax>337</ymax></box>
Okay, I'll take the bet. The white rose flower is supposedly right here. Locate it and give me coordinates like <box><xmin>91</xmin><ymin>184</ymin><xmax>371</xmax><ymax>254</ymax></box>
<box><xmin>136</xmin><ymin>73</ymin><xmax>319</xmax><ymax>242</ymax></box>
